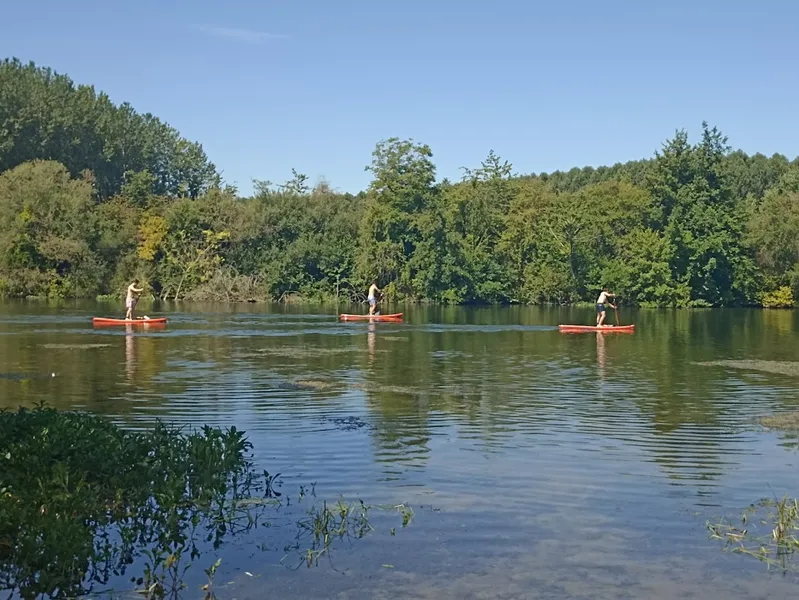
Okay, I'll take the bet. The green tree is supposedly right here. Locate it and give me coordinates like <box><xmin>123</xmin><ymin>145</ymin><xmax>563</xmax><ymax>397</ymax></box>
<box><xmin>4</xmin><ymin>59</ymin><xmax>799</xmax><ymax>310</ymax></box>
<box><xmin>748</xmin><ymin>170</ymin><xmax>799</xmax><ymax>303</ymax></box>
<box><xmin>723</xmin><ymin>150</ymin><xmax>791</xmax><ymax>201</ymax></box>
<box><xmin>443</xmin><ymin>150</ymin><xmax>514</xmax><ymax>302</ymax></box>
<box><xmin>357</xmin><ymin>138</ymin><xmax>444</xmax><ymax>300</ymax></box>
<box><xmin>601</xmin><ymin>229</ymin><xmax>686</xmax><ymax>306</ymax></box>
<box><xmin>0</xmin><ymin>160</ymin><xmax>100</xmax><ymax>297</ymax></box>
<box><xmin>647</xmin><ymin>123</ymin><xmax>757</xmax><ymax>306</ymax></box>
<box><xmin>0</xmin><ymin>58</ymin><xmax>219</xmax><ymax>199</ymax></box>
<box><xmin>497</xmin><ymin>179</ymin><xmax>558</xmax><ymax>300</ymax></box>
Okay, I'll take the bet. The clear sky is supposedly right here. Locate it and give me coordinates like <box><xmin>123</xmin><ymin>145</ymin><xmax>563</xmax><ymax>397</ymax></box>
<box><xmin>1</xmin><ymin>0</ymin><xmax>797</xmax><ymax>195</ymax></box>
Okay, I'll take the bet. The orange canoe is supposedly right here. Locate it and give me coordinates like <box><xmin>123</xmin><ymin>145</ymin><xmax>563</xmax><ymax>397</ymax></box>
<box><xmin>93</xmin><ymin>317</ymin><xmax>167</xmax><ymax>326</ymax></box>
<box><xmin>558</xmin><ymin>324</ymin><xmax>634</xmax><ymax>333</ymax></box>
<box><xmin>339</xmin><ymin>313</ymin><xmax>404</xmax><ymax>322</ymax></box>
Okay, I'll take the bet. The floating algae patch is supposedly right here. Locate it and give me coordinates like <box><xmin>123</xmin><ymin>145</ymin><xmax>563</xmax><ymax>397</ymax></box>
<box><xmin>757</xmin><ymin>411</ymin><xmax>799</xmax><ymax>430</ymax></box>
<box><xmin>294</xmin><ymin>378</ymin><xmax>343</xmax><ymax>391</ymax></box>
<box><xmin>325</xmin><ymin>415</ymin><xmax>373</xmax><ymax>431</ymax></box>
<box><xmin>430</xmin><ymin>350</ymin><xmax>473</xmax><ymax>359</ymax></box>
<box><xmin>40</xmin><ymin>343</ymin><xmax>112</xmax><ymax>350</ymax></box>
<box><xmin>271</xmin><ymin>378</ymin><xmax>346</xmax><ymax>393</ymax></box>
<box><xmin>252</xmin><ymin>346</ymin><xmax>386</xmax><ymax>359</ymax></box>
<box><xmin>258</xmin><ymin>346</ymin><xmax>355</xmax><ymax>357</ymax></box>
<box><xmin>693</xmin><ymin>360</ymin><xmax>799</xmax><ymax>378</ymax></box>
<box><xmin>352</xmin><ymin>382</ymin><xmax>422</xmax><ymax>396</ymax></box>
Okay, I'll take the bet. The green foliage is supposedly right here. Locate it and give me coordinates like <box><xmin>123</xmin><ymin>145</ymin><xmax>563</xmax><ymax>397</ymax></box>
<box><xmin>443</xmin><ymin>150</ymin><xmax>514</xmax><ymax>303</ymax></box>
<box><xmin>0</xmin><ymin>160</ymin><xmax>101</xmax><ymax>297</ymax></box>
<box><xmin>0</xmin><ymin>58</ymin><xmax>218</xmax><ymax>199</ymax></box>
<box><xmin>356</xmin><ymin>138</ymin><xmax>443</xmax><ymax>299</ymax></box>
<box><xmin>646</xmin><ymin>123</ymin><xmax>758</xmax><ymax>306</ymax></box>
<box><xmin>227</xmin><ymin>178</ymin><xmax>362</xmax><ymax>302</ymax></box>
<box><xmin>0</xmin><ymin>404</ymin><xmax>259</xmax><ymax>599</ymax></box>
<box><xmin>601</xmin><ymin>229</ymin><xmax>686</xmax><ymax>306</ymax></box>
<box><xmin>760</xmin><ymin>286</ymin><xmax>796</xmax><ymax>309</ymax></box>
<box><xmin>747</xmin><ymin>177</ymin><xmax>799</xmax><ymax>299</ymax></box>
<box><xmin>0</xmin><ymin>405</ymin><xmax>415</xmax><ymax>599</ymax></box>
<box><xmin>1</xmin><ymin>59</ymin><xmax>799</xmax><ymax>306</ymax></box>
<box><xmin>0</xmin><ymin>406</ymin><xmax>413</xmax><ymax>600</ymax></box>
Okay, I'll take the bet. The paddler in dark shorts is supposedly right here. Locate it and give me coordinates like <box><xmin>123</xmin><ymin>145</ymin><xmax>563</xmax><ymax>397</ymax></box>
<box><xmin>367</xmin><ymin>281</ymin><xmax>381</xmax><ymax>315</ymax></box>
<box><xmin>125</xmin><ymin>279</ymin><xmax>144</xmax><ymax>320</ymax></box>
<box><xmin>595</xmin><ymin>287</ymin><xmax>616</xmax><ymax>327</ymax></box>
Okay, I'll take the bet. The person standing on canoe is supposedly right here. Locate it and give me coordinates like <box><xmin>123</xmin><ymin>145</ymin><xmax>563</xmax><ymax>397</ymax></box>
<box><xmin>367</xmin><ymin>281</ymin><xmax>381</xmax><ymax>316</ymax></box>
<box><xmin>595</xmin><ymin>287</ymin><xmax>617</xmax><ymax>327</ymax></box>
<box><xmin>125</xmin><ymin>279</ymin><xmax>144</xmax><ymax>320</ymax></box>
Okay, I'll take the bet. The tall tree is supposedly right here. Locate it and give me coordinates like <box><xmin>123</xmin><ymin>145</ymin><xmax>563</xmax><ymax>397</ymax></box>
<box><xmin>357</xmin><ymin>138</ymin><xmax>444</xmax><ymax>300</ymax></box>
<box><xmin>0</xmin><ymin>58</ymin><xmax>219</xmax><ymax>199</ymax></box>
<box><xmin>443</xmin><ymin>150</ymin><xmax>514</xmax><ymax>302</ymax></box>
<box><xmin>647</xmin><ymin>123</ymin><xmax>757</xmax><ymax>306</ymax></box>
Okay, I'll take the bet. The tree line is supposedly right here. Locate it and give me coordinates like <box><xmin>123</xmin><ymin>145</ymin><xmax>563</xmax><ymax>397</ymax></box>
<box><xmin>1</xmin><ymin>58</ymin><xmax>798</xmax><ymax>307</ymax></box>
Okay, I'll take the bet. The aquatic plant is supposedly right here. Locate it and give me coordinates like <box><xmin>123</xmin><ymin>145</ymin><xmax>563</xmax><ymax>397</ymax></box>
<box><xmin>284</xmin><ymin>499</ymin><xmax>415</xmax><ymax>569</ymax></box>
<box><xmin>0</xmin><ymin>403</ymin><xmax>264</xmax><ymax>599</ymax></box>
<box><xmin>0</xmin><ymin>404</ymin><xmax>414</xmax><ymax>599</ymax></box>
<box><xmin>708</xmin><ymin>496</ymin><xmax>799</xmax><ymax>571</ymax></box>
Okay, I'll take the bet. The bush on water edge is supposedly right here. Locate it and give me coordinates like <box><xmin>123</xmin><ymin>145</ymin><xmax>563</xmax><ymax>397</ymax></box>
<box><xmin>0</xmin><ymin>404</ymin><xmax>413</xmax><ymax>599</ymax></box>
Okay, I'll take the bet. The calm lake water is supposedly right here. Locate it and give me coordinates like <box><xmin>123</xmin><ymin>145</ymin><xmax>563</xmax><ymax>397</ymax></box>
<box><xmin>2</xmin><ymin>301</ymin><xmax>799</xmax><ymax>599</ymax></box>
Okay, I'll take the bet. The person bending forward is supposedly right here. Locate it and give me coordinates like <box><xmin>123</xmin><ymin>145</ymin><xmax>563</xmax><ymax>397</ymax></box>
<box><xmin>596</xmin><ymin>287</ymin><xmax>616</xmax><ymax>327</ymax></box>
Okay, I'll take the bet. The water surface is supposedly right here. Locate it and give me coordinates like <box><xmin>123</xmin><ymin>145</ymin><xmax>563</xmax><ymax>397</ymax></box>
<box><xmin>2</xmin><ymin>301</ymin><xmax>799</xmax><ymax>599</ymax></box>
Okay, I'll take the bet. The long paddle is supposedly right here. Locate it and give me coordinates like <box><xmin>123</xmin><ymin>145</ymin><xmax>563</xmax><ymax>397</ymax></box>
<box><xmin>613</xmin><ymin>304</ymin><xmax>619</xmax><ymax>326</ymax></box>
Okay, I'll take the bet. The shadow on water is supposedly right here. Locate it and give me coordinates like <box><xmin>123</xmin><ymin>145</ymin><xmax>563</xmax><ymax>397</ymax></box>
<box><xmin>1</xmin><ymin>301</ymin><xmax>799</xmax><ymax>598</ymax></box>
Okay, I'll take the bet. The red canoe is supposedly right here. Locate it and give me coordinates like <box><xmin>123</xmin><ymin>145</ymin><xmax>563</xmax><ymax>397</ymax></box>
<box><xmin>558</xmin><ymin>324</ymin><xmax>634</xmax><ymax>333</ymax></box>
<box><xmin>92</xmin><ymin>317</ymin><xmax>168</xmax><ymax>326</ymax></box>
<box><xmin>339</xmin><ymin>313</ymin><xmax>404</xmax><ymax>322</ymax></box>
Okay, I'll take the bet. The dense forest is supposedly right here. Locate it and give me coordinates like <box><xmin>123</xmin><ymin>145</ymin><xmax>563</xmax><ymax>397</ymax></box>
<box><xmin>1</xmin><ymin>58</ymin><xmax>798</xmax><ymax>307</ymax></box>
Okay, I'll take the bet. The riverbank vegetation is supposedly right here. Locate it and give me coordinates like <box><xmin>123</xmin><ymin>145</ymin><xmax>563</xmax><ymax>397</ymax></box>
<box><xmin>0</xmin><ymin>404</ymin><xmax>412</xmax><ymax>599</ymax></box>
<box><xmin>2</xmin><ymin>58</ymin><xmax>799</xmax><ymax>307</ymax></box>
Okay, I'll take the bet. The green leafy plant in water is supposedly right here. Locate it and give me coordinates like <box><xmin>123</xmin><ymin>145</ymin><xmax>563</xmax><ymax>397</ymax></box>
<box><xmin>281</xmin><ymin>499</ymin><xmax>415</xmax><ymax>569</ymax></box>
<box><xmin>0</xmin><ymin>404</ymin><xmax>417</xmax><ymax>598</ymax></box>
<box><xmin>707</xmin><ymin>496</ymin><xmax>799</xmax><ymax>572</ymax></box>
<box><xmin>201</xmin><ymin>557</ymin><xmax>222</xmax><ymax>600</ymax></box>
<box><xmin>289</xmin><ymin>499</ymin><xmax>374</xmax><ymax>568</ymax></box>
<box><xmin>0</xmin><ymin>403</ymin><xmax>266</xmax><ymax>599</ymax></box>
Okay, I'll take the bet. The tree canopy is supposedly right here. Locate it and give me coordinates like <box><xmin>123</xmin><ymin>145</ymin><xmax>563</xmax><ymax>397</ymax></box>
<box><xmin>1</xmin><ymin>60</ymin><xmax>798</xmax><ymax>307</ymax></box>
<box><xmin>0</xmin><ymin>58</ymin><xmax>219</xmax><ymax>200</ymax></box>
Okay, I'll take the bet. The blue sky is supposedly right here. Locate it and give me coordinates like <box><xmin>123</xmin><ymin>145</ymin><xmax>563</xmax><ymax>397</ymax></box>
<box><xmin>1</xmin><ymin>0</ymin><xmax>797</xmax><ymax>195</ymax></box>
